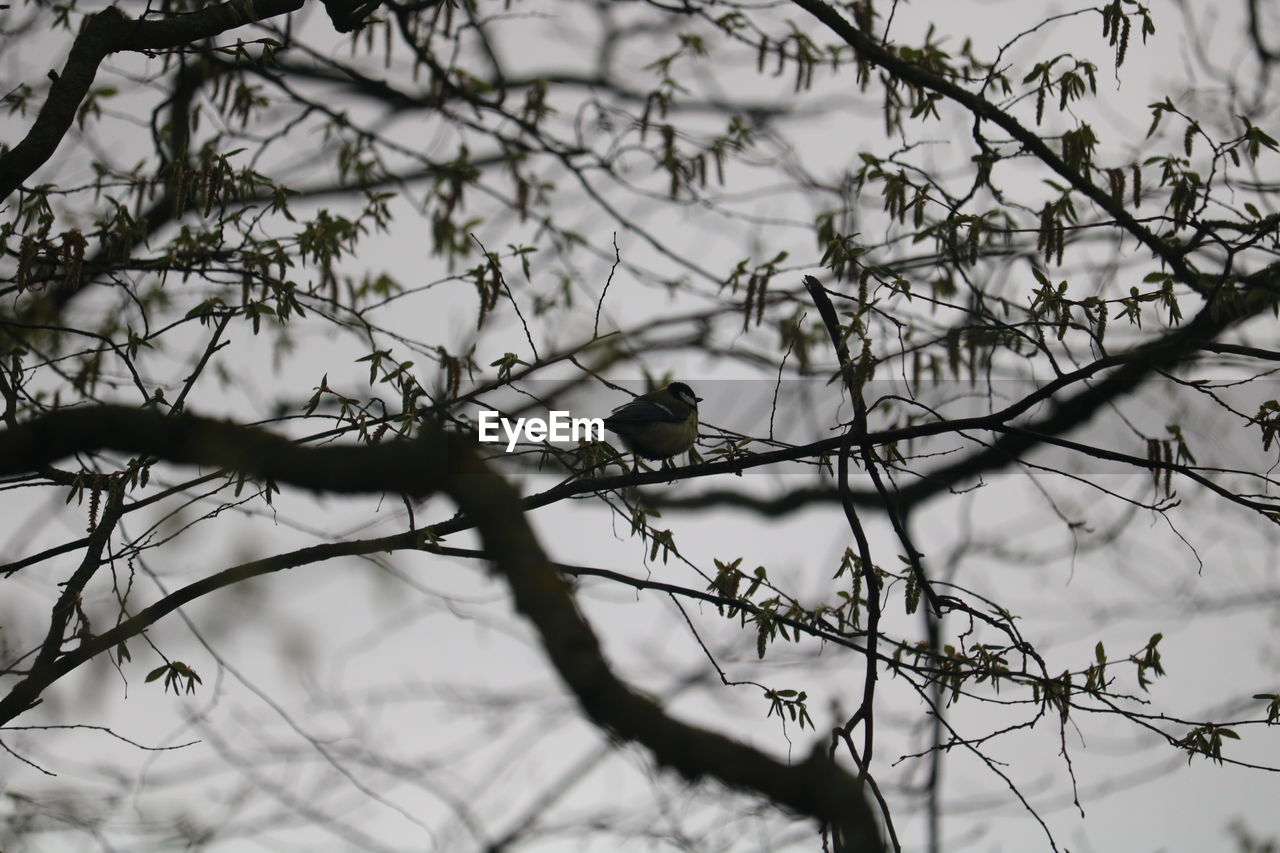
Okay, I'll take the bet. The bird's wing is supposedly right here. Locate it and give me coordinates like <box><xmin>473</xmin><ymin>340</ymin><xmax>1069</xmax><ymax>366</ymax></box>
<box><xmin>604</xmin><ymin>397</ymin><xmax>686</xmax><ymax>424</ymax></box>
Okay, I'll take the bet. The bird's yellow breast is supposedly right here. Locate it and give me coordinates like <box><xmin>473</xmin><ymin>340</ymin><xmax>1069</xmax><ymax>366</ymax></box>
<box><xmin>614</xmin><ymin>414</ymin><xmax>698</xmax><ymax>460</ymax></box>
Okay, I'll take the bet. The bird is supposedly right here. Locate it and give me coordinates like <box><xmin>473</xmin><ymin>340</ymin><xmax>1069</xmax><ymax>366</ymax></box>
<box><xmin>321</xmin><ymin>0</ymin><xmax>382</xmax><ymax>32</ymax></box>
<box><xmin>603</xmin><ymin>381</ymin><xmax>702</xmax><ymax>463</ymax></box>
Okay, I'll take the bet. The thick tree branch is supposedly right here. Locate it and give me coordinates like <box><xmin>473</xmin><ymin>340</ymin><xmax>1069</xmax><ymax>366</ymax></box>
<box><xmin>0</xmin><ymin>421</ymin><xmax>886</xmax><ymax>850</ymax></box>
<box><xmin>0</xmin><ymin>405</ymin><xmax>452</xmax><ymax>495</ymax></box>
<box><xmin>0</xmin><ymin>0</ymin><xmax>306</xmax><ymax>201</ymax></box>
<box><xmin>647</xmin><ymin>484</ymin><xmax>867</xmax><ymax>514</ymax></box>
<box><xmin>440</xmin><ymin>433</ymin><xmax>886</xmax><ymax>852</ymax></box>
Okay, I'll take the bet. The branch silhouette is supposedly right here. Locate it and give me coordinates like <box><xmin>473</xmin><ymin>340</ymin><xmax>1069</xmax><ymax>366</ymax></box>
<box><xmin>0</xmin><ymin>415</ymin><xmax>886</xmax><ymax>851</ymax></box>
<box><xmin>0</xmin><ymin>0</ymin><xmax>307</xmax><ymax>200</ymax></box>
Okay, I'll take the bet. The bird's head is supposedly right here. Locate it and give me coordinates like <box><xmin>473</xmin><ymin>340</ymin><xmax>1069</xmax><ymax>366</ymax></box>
<box><xmin>668</xmin><ymin>382</ymin><xmax>702</xmax><ymax>409</ymax></box>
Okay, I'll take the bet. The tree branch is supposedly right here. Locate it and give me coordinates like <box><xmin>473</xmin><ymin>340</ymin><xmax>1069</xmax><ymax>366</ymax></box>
<box><xmin>0</xmin><ymin>405</ymin><xmax>450</xmax><ymax>495</ymax></box>
<box><xmin>0</xmin><ymin>297</ymin><xmax>1267</xmax><ymax>516</ymax></box>
<box><xmin>0</xmin><ymin>0</ymin><xmax>306</xmax><ymax>201</ymax></box>
<box><xmin>439</xmin><ymin>433</ymin><xmax>886</xmax><ymax>851</ymax></box>
<box><xmin>0</xmin><ymin>420</ymin><xmax>887</xmax><ymax>850</ymax></box>
<box><xmin>788</xmin><ymin>0</ymin><xmax>1197</xmax><ymax>287</ymax></box>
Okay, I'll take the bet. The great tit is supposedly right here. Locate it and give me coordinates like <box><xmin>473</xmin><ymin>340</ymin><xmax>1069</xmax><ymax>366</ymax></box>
<box><xmin>603</xmin><ymin>381</ymin><xmax>702</xmax><ymax>461</ymax></box>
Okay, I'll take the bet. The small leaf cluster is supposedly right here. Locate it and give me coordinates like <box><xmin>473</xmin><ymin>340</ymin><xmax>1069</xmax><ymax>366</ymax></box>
<box><xmin>145</xmin><ymin>661</ymin><xmax>204</xmax><ymax>696</ymax></box>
